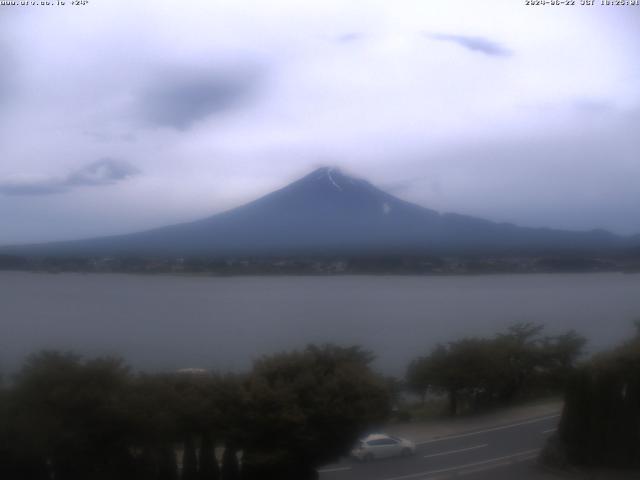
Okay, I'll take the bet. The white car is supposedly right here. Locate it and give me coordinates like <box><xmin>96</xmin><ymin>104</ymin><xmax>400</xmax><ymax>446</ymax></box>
<box><xmin>351</xmin><ymin>433</ymin><xmax>416</xmax><ymax>461</ymax></box>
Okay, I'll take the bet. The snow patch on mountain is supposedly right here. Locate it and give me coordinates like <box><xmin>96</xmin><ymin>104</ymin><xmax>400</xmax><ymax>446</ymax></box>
<box><xmin>327</xmin><ymin>168</ymin><xmax>343</xmax><ymax>191</ymax></box>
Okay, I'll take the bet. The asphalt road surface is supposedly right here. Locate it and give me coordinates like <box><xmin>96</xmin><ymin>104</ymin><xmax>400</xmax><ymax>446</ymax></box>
<box><xmin>318</xmin><ymin>414</ymin><xmax>560</xmax><ymax>480</ymax></box>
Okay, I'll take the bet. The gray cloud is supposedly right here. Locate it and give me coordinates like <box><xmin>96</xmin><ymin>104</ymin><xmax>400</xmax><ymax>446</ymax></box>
<box><xmin>383</xmin><ymin>176</ymin><xmax>442</xmax><ymax>197</ymax></box>
<box><xmin>0</xmin><ymin>52</ymin><xmax>10</xmax><ymax>108</ymax></box>
<box><xmin>82</xmin><ymin>130</ymin><xmax>138</xmax><ymax>144</ymax></box>
<box><xmin>382</xmin><ymin>179</ymin><xmax>417</xmax><ymax>194</ymax></box>
<box><xmin>0</xmin><ymin>40</ymin><xmax>17</xmax><ymax>110</ymax></box>
<box><xmin>0</xmin><ymin>10</ymin><xmax>27</xmax><ymax>110</ymax></box>
<box><xmin>1</xmin><ymin>2</ymin><xmax>639</xmax><ymax>244</ymax></box>
<box><xmin>0</xmin><ymin>159</ymin><xmax>139</xmax><ymax>196</ymax></box>
<box><xmin>67</xmin><ymin>159</ymin><xmax>139</xmax><ymax>186</ymax></box>
<box><xmin>426</xmin><ymin>32</ymin><xmax>511</xmax><ymax>56</ymax></box>
<box><xmin>137</xmin><ymin>66</ymin><xmax>263</xmax><ymax>129</ymax></box>
<box><xmin>0</xmin><ymin>183</ymin><xmax>67</xmax><ymax>196</ymax></box>
<box><xmin>572</xmin><ymin>99</ymin><xmax>614</xmax><ymax>113</ymax></box>
<box><xmin>336</xmin><ymin>32</ymin><xmax>365</xmax><ymax>44</ymax></box>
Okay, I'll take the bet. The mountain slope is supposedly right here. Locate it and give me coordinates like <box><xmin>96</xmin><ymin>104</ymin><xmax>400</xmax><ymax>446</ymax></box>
<box><xmin>2</xmin><ymin>167</ymin><xmax>632</xmax><ymax>257</ymax></box>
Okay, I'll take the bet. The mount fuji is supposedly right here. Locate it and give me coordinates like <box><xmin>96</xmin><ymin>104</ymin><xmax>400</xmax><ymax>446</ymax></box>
<box><xmin>3</xmin><ymin>167</ymin><xmax>634</xmax><ymax>257</ymax></box>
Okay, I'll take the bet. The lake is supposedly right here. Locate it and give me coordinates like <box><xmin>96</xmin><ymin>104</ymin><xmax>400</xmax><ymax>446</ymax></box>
<box><xmin>2</xmin><ymin>271</ymin><xmax>639</xmax><ymax>376</ymax></box>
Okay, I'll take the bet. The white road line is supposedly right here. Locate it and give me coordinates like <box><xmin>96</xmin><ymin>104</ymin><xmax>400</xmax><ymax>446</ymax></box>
<box><xmin>459</xmin><ymin>458</ymin><xmax>534</xmax><ymax>476</ymax></box>
<box><xmin>381</xmin><ymin>449</ymin><xmax>540</xmax><ymax>480</ymax></box>
<box><xmin>318</xmin><ymin>466</ymin><xmax>352</xmax><ymax>473</ymax></box>
<box><xmin>541</xmin><ymin>428</ymin><xmax>556</xmax><ymax>434</ymax></box>
<box><xmin>416</xmin><ymin>414</ymin><xmax>560</xmax><ymax>445</ymax></box>
<box><xmin>458</xmin><ymin>460</ymin><xmax>512</xmax><ymax>476</ymax></box>
<box><xmin>423</xmin><ymin>443</ymin><xmax>488</xmax><ymax>459</ymax></box>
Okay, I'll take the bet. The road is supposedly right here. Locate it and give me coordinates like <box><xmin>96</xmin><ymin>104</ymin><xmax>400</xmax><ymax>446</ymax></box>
<box><xmin>318</xmin><ymin>414</ymin><xmax>560</xmax><ymax>480</ymax></box>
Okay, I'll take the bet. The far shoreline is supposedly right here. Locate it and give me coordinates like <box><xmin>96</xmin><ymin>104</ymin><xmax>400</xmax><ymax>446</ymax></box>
<box><xmin>1</xmin><ymin>268</ymin><xmax>638</xmax><ymax>279</ymax></box>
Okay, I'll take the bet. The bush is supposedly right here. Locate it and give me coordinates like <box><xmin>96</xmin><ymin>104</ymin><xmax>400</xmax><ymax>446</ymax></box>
<box><xmin>553</xmin><ymin>330</ymin><xmax>640</xmax><ymax>468</ymax></box>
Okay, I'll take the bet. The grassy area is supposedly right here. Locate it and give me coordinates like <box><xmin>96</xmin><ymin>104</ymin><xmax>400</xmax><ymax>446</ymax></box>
<box><xmin>391</xmin><ymin>393</ymin><xmax>563</xmax><ymax>424</ymax></box>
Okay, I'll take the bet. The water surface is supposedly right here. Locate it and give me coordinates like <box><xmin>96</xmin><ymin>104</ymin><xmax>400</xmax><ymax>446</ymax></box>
<box><xmin>2</xmin><ymin>272</ymin><xmax>639</xmax><ymax>375</ymax></box>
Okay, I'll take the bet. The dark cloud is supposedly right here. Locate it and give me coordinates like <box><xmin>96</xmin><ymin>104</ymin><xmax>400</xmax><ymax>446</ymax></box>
<box><xmin>0</xmin><ymin>183</ymin><xmax>67</xmax><ymax>196</ymax></box>
<box><xmin>137</xmin><ymin>66</ymin><xmax>263</xmax><ymax>129</ymax></box>
<box><xmin>67</xmin><ymin>159</ymin><xmax>139</xmax><ymax>186</ymax></box>
<box><xmin>426</xmin><ymin>33</ymin><xmax>511</xmax><ymax>56</ymax></box>
<box><xmin>0</xmin><ymin>159</ymin><xmax>139</xmax><ymax>196</ymax></box>
<box><xmin>336</xmin><ymin>33</ymin><xmax>364</xmax><ymax>44</ymax></box>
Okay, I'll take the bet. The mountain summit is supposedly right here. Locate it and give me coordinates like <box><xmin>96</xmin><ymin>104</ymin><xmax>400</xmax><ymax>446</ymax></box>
<box><xmin>3</xmin><ymin>167</ymin><xmax>632</xmax><ymax>256</ymax></box>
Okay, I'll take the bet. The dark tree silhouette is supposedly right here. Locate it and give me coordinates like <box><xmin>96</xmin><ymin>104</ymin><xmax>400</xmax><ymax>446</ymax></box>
<box><xmin>407</xmin><ymin>324</ymin><xmax>586</xmax><ymax>416</ymax></box>
<box><xmin>220</xmin><ymin>443</ymin><xmax>240</xmax><ymax>480</ymax></box>
<box><xmin>3</xmin><ymin>344</ymin><xmax>392</xmax><ymax>480</ymax></box>
<box><xmin>198</xmin><ymin>433</ymin><xmax>219</xmax><ymax>480</ymax></box>
<box><xmin>241</xmin><ymin>345</ymin><xmax>390</xmax><ymax>479</ymax></box>
<box><xmin>10</xmin><ymin>352</ymin><xmax>135</xmax><ymax>480</ymax></box>
<box><xmin>182</xmin><ymin>436</ymin><xmax>198</xmax><ymax>480</ymax></box>
<box><xmin>549</xmin><ymin>327</ymin><xmax>640</xmax><ymax>468</ymax></box>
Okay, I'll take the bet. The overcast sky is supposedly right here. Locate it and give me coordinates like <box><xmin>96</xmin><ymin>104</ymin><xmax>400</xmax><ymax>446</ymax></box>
<box><xmin>1</xmin><ymin>0</ymin><xmax>639</xmax><ymax>245</ymax></box>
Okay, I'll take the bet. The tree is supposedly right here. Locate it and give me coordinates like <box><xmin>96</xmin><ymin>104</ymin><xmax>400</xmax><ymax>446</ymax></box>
<box><xmin>198</xmin><ymin>433</ymin><xmax>219</xmax><ymax>480</ymax></box>
<box><xmin>407</xmin><ymin>323</ymin><xmax>587</xmax><ymax>416</ymax></box>
<box><xmin>240</xmin><ymin>345</ymin><xmax>390</xmax><ymax>480</ymax></box>
<box><xmin>550</xmin><ymin>327</ymin><xmax>640</xmax><ymax>468</ymax></box>
<box><xmin>209</xmin><ymin>374</ymin><xmax>246</xmax><ymax>479</ymax></box>
<box><xmin>220</xmin><ymin>443</ymin><xmax>240</xmax><ymax>480</ymax></box>
<box><xmin>11</xmin><ymin>352</ymin><xmax>135</xmax><ymax>480</ymax></box>
<box><xmin>493</xmin><ymin>322</ymin><xmax>545</xmax><ymax>401</ymax></box>
<box><xmin>170</xmin><ymin>372</ymin><xmax>216</xmax><ymax>480</ymax></box>
<box><xmin>157</xmin><ymin>444</ymin><xmax>178</xmax><ymax>480</ymax></box>
<box><xmin>538</xmin><ymin>330</ymin><xmax>587</xmax><ymax>391</ymax></box>
<box><xmin>1</xmin><ymin>376</ymin><xmax>51</xmax><ymax>480</ymax></box>
<box><xmin>406</xmin><ymin>358</ymin><xmax>431</xmax><ymax>405</ymax></box>
<box><xmin>182</xmin><ymin>436</ymin><xmax>198</xmax><ymax>480</ymax></box>
<box><xmin>127</xmin><ymin>372</ymin><xmax>205</xmax><ymax>480</ymax></box>
<box><xmin>408</xmin><ymin>339</ymin><xmax>503</xmax><ymax>416</ymax></box>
